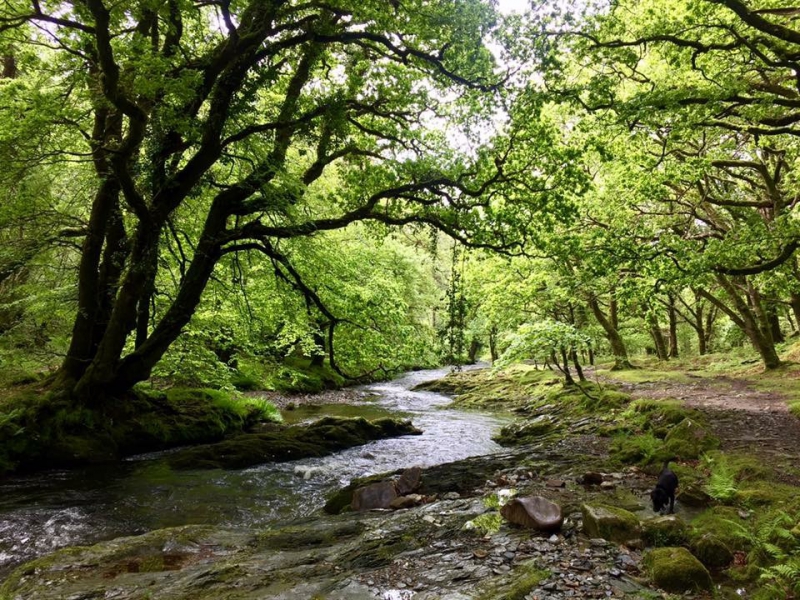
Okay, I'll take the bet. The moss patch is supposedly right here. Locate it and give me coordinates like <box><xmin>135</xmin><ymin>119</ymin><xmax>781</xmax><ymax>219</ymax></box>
<box><xmin>689</xmin><ymin>507</ymin><xmax>751</xmax><ymax>553</ymax></box>
<box><xmin>478</xmin><ymin>561</ymin><xmax>550</xmax><ymax>600</ymax></box>
<box><xmin>790</xmin><ymin>401</ymin><xmax>800</xmax><ymax>419</ymax></box>
<box><xmin>663</xmin><ymin>418</ymin><xmax>720</xmax><ymax>460</ymax></box>
<box><xmin>642</xmin><ymin>515</ymin><xmax>689</xmax><ymax>547</ymax></box>
<box><xmin>643</xmin><ymin>547</ymin><xmax>713</xmax><ymax>592</ymax></box>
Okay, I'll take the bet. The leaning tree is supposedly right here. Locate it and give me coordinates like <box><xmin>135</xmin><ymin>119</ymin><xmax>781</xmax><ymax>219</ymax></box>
<box><xmin>0</xmin><ymin>0</ymin><xmax>577</xmax><ymax>400</ymax></box>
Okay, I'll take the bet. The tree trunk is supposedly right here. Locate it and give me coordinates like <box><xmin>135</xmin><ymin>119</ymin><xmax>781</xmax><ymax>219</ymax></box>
<box><xmin>559</xmin><ymin>347</ymin><xmax>575</xmax><ymax>386</ymax></box>
<box><xmin>698</xmin><ymin>276</ymin><xmax>781</xmax><ymax>370</ymax></box>
<box><xmin>588</xmin><ymin>296</ymin><xmax>633</xmax><ymax>370</ymax></box>
<box><xmin>2</xmin><ymin>55</ymin><xmax>17</xmax><ymax>79</ymax></box>
<box><xmin>667</xmin><ymin>294</ymin><xmax>679</xmax><ymax>358</ymax></box>
<box><xmin>468</xmin><ymin>338</ymin><xmax>480</xmax><ymax>364</ymax></box>
<box><xmin>790</xmin><ymin>292</ymin><xmax>800</xmax><ymax>334</ymax></box>
<box><xmin>648</xmin><ymin>312</ymin><xmax>668</xmax><ymax>360</ymax></box>
<box><xmin>570</xmin><ymin>348</ymin><xmax>585</xmax><ymax>382</ymax></box>
<box><xmin>610</xmin><ymin>294</ymin><xmax>619</xmax><ymax>330</ymax></box>
<box><xmin>58</xmin><ymin>180</ymin><xmax>122</xmax><ymax>386</ymax></box>
<box><xmin>489</xmin><ymin>325</ymin><xmax>498</xmax><ymax>363</ymax></box>
<box><xmin>766</xmin><ymin>304</ymin><xmax>785</xmax><ymax>344</ymax></box>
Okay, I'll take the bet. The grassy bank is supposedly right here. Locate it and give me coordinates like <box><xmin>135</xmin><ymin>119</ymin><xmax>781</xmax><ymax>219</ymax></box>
<box><xmin>424</xmin><ymin>362</ymin><xmax>800</xmax><ymax>599</ymax></box>
<box><xmin>0</xmin><ymin>386</ymin><xmax>282</xmax><ymax>476</ymax></box>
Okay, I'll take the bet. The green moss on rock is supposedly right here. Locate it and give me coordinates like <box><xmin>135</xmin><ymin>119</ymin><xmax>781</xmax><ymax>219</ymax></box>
<box><xmin>610</xmin><ymin>432</ymin><xmax>671</xmax><ymax>466</ymax></box>
<box><xmin>691</xmin><ymin>533</ymin><xmax>734</xmax><ymax>569</ymax></box>
<box><xmin>608</xmin><ymin>489</ymin><xmax>646</xmax><ymax>512</ymax></box>
<box><xmin>690</xmin><ymin>507</ymin><xmax>750</xmax><ymax>553</ymax></box>
<box><xmin>166</xmin><ymin>417</ymin><xmax>422</xmax><ymax>470</ymax></box>
<box><xmin>642</xmin><ymin>515</ymin><xmax>688</xmax><ymax>547</ymax></box>
<box><xmin>478</xmin><ymin>561</ymin><xmax>550</xmax><ymax>600</ymax></box>
<box><xmin>581</xmin><ymin>503</ymin><xmax>641</xmax><ymax>543</ymax></box>
<box><xmin>494</xmin><ymin>415</ymin><xmax>556</xmax><ymax>445</ymax></box>
<box><xmin>643</xmin><ymin>547</ymin><xmax>713</xmax><ymax>593</ymax></box>
<box><xmin>664</xmin><ymin>418</ymin><xmax>720</xmax><ymax>459</ymax></box>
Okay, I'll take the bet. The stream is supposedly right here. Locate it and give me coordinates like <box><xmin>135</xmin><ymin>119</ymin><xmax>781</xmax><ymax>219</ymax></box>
<box><xmin>0</xmin><ymin>367</ymin><xmax>508</xmax><ymax>578</ymax></box>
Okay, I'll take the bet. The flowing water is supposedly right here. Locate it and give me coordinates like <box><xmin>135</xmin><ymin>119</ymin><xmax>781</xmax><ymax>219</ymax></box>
<box><xmin>0</xmin><ymin>367</ymin><xmax>508</xmax><ymax>577</ymax></box>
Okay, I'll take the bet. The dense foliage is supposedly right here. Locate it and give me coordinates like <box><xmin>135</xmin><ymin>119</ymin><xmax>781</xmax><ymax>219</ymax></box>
<box><xmin>2</xmin><ymin>0</ymin><xmax>800</xmax><ymax>397</ymax></box>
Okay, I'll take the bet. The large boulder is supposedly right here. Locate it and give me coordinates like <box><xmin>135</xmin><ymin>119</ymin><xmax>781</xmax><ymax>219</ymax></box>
<box><xmin>500</xmin><ymin>496</ymin><xmax>563</xmax><ymax>532</ymax></box>
<box><xmin>691</xmin><ymin>533</ymin><xmax>734</xmax><ymax>569</ymax></box>
<box><xmin>664</xmin><ymin>418</ymin><xmax>719</xmax><ymax>459</ymax></box>
<box><xmin>642</xmin><ymin>515</ymin><xmax>688</xmax><ymax>547</ymax></box>
<box><xmin>352</xmin><ymin>481</ymin><xmax>398</xmax><ymax>511</ymax></box>
<box><xmin>581</xmin><ymin>503</ymin><xmax>641</xmax><ymax>543</ymax></box>
<box><xmin>643</xmin><ymin>547</ymin><xmax>713</xmax><ymax>593</ymax></box>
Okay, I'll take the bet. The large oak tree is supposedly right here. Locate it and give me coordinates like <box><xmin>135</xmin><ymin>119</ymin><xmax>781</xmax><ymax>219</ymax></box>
<box><xmin>0</xmin><ymin>0</ymin><xmax>574</xmax><ymax>399</ymax></box>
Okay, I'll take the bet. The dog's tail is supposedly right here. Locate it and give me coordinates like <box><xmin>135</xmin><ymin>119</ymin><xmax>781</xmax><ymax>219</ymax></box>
<box><xmin>662</xmin><ymin>460</ymin><xmax>670</xmax><ymax>471</ymax></box>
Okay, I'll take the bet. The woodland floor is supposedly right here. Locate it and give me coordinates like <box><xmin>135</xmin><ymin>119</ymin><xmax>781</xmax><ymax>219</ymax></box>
<box><xmin>598</xmin><ymin>368</ymin><xmax>800</xmax><ymax>484</ymax></box>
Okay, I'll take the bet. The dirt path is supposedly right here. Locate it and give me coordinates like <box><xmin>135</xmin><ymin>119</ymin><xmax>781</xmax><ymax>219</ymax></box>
<box><xmin>602</xmin><ymin>373</ymin><xmax>800</xmax><ymax>471</ymax></box>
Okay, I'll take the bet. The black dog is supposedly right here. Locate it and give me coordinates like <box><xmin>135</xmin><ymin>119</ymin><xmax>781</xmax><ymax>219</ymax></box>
<box><xmin>650</xmin><ymin>461</ymin><xmax>678</xmax><ymax>514</ymax></box>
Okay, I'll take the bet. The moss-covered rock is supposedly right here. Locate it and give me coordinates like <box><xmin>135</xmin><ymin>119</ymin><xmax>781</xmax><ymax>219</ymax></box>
<box><xmin>690</xmin><ymin>507</ymin><xmax>750</xmax><ymax>553</ymax></box>
<box><xmin>0</xmin><ymin>386</ymin><xmax>284</xmax><ymax>475</ymax></box>
<box><xmin>581</xmin><ymin>503</ymin><xmax>641</xmax><ymax>543</ymax></box>
<box><xmin>690</xmin><ymin>533</ymin><xmax>734</xmax><ymax>569</ymax></box>
<box><xmin>677</xmin><ymin>483</ymin><xmax>713</xmax><ymax>507</ymax></box>
<box><xmin>494</xmin><ymin>415</ymin><xmax>556</xmax><ymax>445</ymax></box>
<box><xmin>610</xmin><ymin>432</ymin><xmax>670</xmax><ymax>466</ymax></box>
<box><xmin>642</xmin><ymin>515</ymin><xmax>688</xmax><ymax>547</ymax></box>
<box><xmin>643</xmin><ymin>547</ymin><xmax>713</xmax><ymax>593</ymax></box>
<box><xmin>608</xmin><ymin>489</ymin><xmax>646</xmax><ymax>512</ymax></box>
<box><xmin>663</xmin><ymin>418</ymin><xmax>720</xmax><ymax>459</ymax></box>
<box><xmin>166</xmin><ymin>417</ymin><xmax>422</xmax><ymax>470</ymax></box>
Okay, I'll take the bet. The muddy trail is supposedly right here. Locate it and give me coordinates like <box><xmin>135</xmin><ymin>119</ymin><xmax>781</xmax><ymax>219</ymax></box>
<box><xmin>601</xmin><ymin>370</ymin><xmax>800</xmax><ymax>479</ymax></box>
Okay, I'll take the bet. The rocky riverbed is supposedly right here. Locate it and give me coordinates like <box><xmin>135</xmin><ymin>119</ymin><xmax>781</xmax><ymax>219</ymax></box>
<box><xmin>3</xmin><ymin>364</ymin><xmax>785</xmax><ymax>599</ymax></box>
<box><xmin>0</xmin><ymin>435</ymin><xmax>727</xmax><ymax>600</ymax></box>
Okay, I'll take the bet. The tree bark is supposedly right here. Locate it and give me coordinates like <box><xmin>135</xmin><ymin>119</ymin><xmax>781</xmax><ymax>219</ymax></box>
<box><xmin>667</xmin><ymin>294</ymin><xmax>679</xmax><ymax>358</ymax></box>
<box><xmin>570</xmin><ymin>348</ymin><xmax>586</xmax><ymax>382</ymax></box>
<box><xmin>791</xmin><ymin>292</ymin><xmax>800</xmax><ymax>334</ymax></box>
<box><xmin>648</xmin><ymin>312</ymin><xmax>668</xmax><ymax>360</ymax></box>
<box><xmin>588</xmin><ymin>296</ymin><xmax>633</xmax><ymax>370</ymax></box>
<box><xmin>558</xmin><ymin>348</ymin><xmax>575</xmax><ymax>385</ymax></box>
<box><xmin>697</xmin><ymin>276</ymin><xmax>781</xmax><ymax>369</ymax></box>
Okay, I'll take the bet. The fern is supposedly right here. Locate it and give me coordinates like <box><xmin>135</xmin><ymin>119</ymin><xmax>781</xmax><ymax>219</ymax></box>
<box><xmin>760</xmin><ymin>557</ymin><xmax>800</xmax><ymax>596</ymax></box>
<box><xmin>704</xmin><ymin>456</ymin><xmax>737</xmax><ymax>503</ymax></box>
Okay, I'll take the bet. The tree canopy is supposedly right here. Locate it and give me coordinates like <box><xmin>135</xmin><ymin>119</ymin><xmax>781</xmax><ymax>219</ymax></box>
<box><xmin>2</xmin><ymin>0</ymin><xmax>800</xmax><ymax>399</ymax></box>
